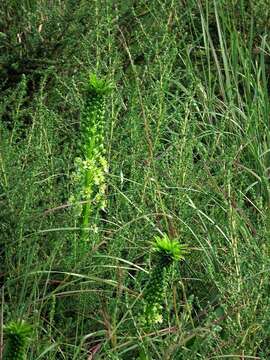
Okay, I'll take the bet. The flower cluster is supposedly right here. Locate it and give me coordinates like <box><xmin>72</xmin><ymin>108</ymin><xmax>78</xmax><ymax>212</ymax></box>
<box><xmin>141</xmin><ymin>235</ymin><xmax>187</xmax><ymax>326</ymax></box>
<box><xmin>69</xmin><ymin>74</ymin><xmax>112</xmax><ymax>240</ymax></box>
<box><xmin>70</xmin><ymin>156</ymin><xmax>108</xmax><ymax>217</ymax></box>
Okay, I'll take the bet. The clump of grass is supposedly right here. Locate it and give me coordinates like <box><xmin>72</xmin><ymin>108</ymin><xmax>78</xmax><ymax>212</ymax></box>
<box><xmin>3</xmin><ymin>321</ymin><xmax>32</xmax><ymax>360</ymax></box>
<box><xmin>141</xmin><ymin>235</ymin><xmax>187</xmax><ymax>326</ymax></box>
<box><xmin>70</xmin><ymin>74</ymin><xmax>112</xmax><ymax>246</ymax></box>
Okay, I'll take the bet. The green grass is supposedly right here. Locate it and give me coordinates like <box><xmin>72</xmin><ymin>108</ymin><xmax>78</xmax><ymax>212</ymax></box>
<box><xmin>0</xmin><ymin>0</ymin><xmax>270</xmax><ymax>359</ymax></box>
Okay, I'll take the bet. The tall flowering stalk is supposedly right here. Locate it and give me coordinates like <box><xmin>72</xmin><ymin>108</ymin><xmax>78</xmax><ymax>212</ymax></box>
<box><xmin>142</xmin><ymin>235</ymin><xmax>187</xmax><ymax>326</ymax></box>
<box><xmin>3</xmin><ymin>321</ymin><xmax>32</xmax><ymax>360</ymax></box>
<box><xmin>70</xmin><ymin>74</ymin><xmax>112</xmax><ymax>245</ymax></box>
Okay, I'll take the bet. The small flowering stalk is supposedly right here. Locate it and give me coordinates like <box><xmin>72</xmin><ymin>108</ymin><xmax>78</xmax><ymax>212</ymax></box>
<box><xmin>70</xmin><ymin>74</ymin><xmax>112</xmax><ymax>243</ymax></box>
<box><xmin>142</xmin><ymin>235</ymin><xmax>187</xmax><ymax>326</ymax></box>
<box><xmin>3</xmin><ymin>321</ymin><xmax>32</xmax><ymax>360</ymax></box>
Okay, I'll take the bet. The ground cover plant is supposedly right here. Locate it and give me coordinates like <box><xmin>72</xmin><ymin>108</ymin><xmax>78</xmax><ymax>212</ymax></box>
<box><xmin>0</xmin><ymin>0</ymin><xmax>270</xmax><ymax>359</ymax></box>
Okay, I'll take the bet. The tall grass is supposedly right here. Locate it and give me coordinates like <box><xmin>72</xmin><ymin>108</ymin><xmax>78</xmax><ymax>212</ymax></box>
<box><xmin>1</xmin><ymin>0</ymin><xmax>270</xmax><ymax>359</ymax></box>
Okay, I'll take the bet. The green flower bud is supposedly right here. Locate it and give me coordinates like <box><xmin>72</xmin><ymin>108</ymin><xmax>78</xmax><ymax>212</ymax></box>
<box><xmin>141</xmin><ymin>235</ymin><xmax>187</xmax><ymax>326</ymax></box>
<box><xmin>3</xmin><ymin>321</ymin><xmax>32</xmax><ymax>360</ymax></box>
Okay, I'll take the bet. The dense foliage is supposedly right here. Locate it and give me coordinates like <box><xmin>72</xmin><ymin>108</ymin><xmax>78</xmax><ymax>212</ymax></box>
<box><xmin>1</xmin><ymin>0</ymin><xmax>270</xmax><ymax>359</ymax></box>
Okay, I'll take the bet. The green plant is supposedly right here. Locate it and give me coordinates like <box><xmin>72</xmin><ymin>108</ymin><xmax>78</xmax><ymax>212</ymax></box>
<box><xmin>141</xmin><ymin>235</ymin><xmax>187</xmax><ymax>326</ymax></box>
<box><xmin>3</xmin><ymin>321</ymin><xmax>32</xmax><ymax>360</ymax></box>
<box><xmin>1</xmin><ymin>0</ymin><xmax>270</xmax><ymax>358</ymax></box>
<box><xmin>70</xmin><ymin>74</ymin><xmax>112</xmax><ymax>245</ymax></box>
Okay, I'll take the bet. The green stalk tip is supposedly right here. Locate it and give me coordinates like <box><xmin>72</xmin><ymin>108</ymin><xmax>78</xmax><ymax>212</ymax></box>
<box><xmin>4</xmin><ymin>321</ymin><xmax>32</xmax><ymax>360</ymax></box>
<box><xmin>88</xmin><ymin>73</ymin><xmax>113</xmax><ymax>95</ymax></box>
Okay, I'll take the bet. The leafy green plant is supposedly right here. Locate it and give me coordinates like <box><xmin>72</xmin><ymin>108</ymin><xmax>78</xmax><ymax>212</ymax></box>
<box><xmin>3</xmin><ymin>321</ymin><xmax>32</xmax><ymax>360</ymax></box>
<box><xmin>141</xmin><ymin>235</ymin><xmax>187</xmax><ymax>326</ymax></box>
<box><xmin>70</xmin><ymin>74</ymin><xmax>112</xmax><ymax>245</ymax></box>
